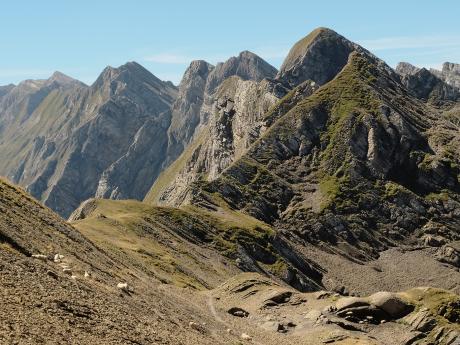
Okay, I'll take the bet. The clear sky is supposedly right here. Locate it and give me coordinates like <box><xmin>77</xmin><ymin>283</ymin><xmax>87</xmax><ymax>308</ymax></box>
<box><xmin>1</xmin><ymin>0</ymin><xmax>460</xmax><ymax>86</ymax></box>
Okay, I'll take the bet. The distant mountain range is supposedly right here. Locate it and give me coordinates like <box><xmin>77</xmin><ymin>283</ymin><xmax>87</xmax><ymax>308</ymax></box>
<box><xmin>1</xmin><ymin>31</ymin><xmax>459</xmax><ymax>220</ymax></box>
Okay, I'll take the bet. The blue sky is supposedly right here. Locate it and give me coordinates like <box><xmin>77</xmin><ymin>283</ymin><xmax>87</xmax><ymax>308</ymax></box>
<box><xmin>1</xmin><ymin>0</ymin><xmax>460</xmax><ymax>85</ymax></box>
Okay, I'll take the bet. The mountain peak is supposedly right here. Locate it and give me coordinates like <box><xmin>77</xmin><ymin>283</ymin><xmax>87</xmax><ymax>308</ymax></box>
<box><xmin>277</xmin><ymin>27</ymin><xmax>361</xmax><ymax>87</ymax></box>
<box><xmin>442</xmin><ymin>61</ymin><xmax>460</xmax><ymax>73</ymax></box>
<box><xmin>178</xmin><ymin>60</ymin><xmax>214</xmax><ymax>91</ymax></box>
<box><xmin>205</xmin><ymin>51</ymin><xmax>277</xmax><ymax>93</ymax></box>
<box><xmin>92</xmin><ymin>61</ymin><xmax>175</xmax><ymax>92</ymax></box>
<box><xmin>47</xmin><ymin>71</ymin><xmax>85</xmax><ymax>87</ymax></box>
<box><xmin>395</xmin><ymin>62</ymin><xmax>420</xmax><ymax>76</ymax></box>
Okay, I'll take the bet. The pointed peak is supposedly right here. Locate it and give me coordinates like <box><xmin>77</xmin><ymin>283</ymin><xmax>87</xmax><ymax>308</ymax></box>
<box><xmin>237</xmin><ymin>50</ymin><xmax>260</xmax><ymax>59</ymax></box>
<box><xmin>276</xmin><ymin>28</ymin><xmax>368</xmax><ymax>88</ymax></box>
<box><xmin>395</xmin><ymin>62</ymin><xmax>420</xmax><ymax>76</ymax></box>
<box><xmin>186</xmin><ymin>60</ymin><xmax>214</xmax><ymax>74</ymax></box>
<box><xmin>92</xmin><ymin>61</ymin><xmax>177</xmax><ymax>93</ymax></box>
<box><xmin>205</xmin><ymin>51</ymin><xmax>277</xmax><ymax>94</ymax></box>
<box><xmin>442</xmin><ymin>62</ymin><xmax>460</xmax><ymax>73</ymax></box>
<box><xmin>118</xmin><ymin>61</ymin><xmax>146</xmax><ymax>73</ymax></box>
<box><xmin>47</xmin><ymin>71</ymin><xmax>85</xmax><ymax>87</ymax></box>
<box><xmin>94</xmin><ymin>61</ymin><xmax>155</xmax><ymax>87</ymax></box>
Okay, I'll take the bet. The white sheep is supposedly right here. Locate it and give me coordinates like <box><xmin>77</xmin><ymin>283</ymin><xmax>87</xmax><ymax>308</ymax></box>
<box><xmin>32</xmin><ymin>254</ymin><xmax>48</xmax><ymax>261</ymax></box>
<box><xmin>117</xmin><ymin>282</ymin><xmax>129</xmax><ymax>292</ymax></box>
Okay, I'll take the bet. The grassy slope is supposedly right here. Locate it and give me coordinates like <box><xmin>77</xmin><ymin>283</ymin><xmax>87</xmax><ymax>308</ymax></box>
<box><xmin>71</xmin><ymin>198</ymin><xmax>293</xmax><ymax>289</ymax></box>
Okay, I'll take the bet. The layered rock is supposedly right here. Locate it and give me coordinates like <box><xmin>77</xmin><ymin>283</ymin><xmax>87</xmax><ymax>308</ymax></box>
<box><xmin>166</xmin><ymin>60</ymin><xmax>215</xmax><ymax>160</ymax></box>
<box><xmin>146</xmin><ymin>76</ymin><xmax>294</xmax><ymax>205</ymax></box>
<box><xmin>165</xmin><ymin>51</ymin><xmax>278</xmax><ymax>165</ymax></box>
<box><xmin>431</xmin><ymin>62</ymin><xmax>460</xmax><ymax>88</ymax></box>
<box><xmin>396</xmin><ymin>62</ymin><xmax>459</xmax><ymax>103</ymax></box>
<box><xmin>0</xmin><ymin>62</ymin><xmax>177</xmax><ymax>217</ymax></box>
<box><xmin>146</xmin><ymin>52</ymin><xmax>281</xmax><ymax>205</ymax></box>
<box><xmin>188</xmin><ymin>51</ymin><xmax>460</xmax><ymax>262</ymax></box>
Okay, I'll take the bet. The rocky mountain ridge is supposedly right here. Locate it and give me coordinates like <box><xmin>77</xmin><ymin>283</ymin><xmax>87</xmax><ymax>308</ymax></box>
<box><xmin>147</xmin><ymin>28</ymin><xmax>460</xmax><ymax>294</ymax></box>
<box><xmin>0</xmin><ymin>52</ymin><xmax>277</xmax><ymax>218</ymax></box>
<box><xmin>0</xmin><ymin>62</ymin><xmax>177</xmax><ymax>217</ymax></box>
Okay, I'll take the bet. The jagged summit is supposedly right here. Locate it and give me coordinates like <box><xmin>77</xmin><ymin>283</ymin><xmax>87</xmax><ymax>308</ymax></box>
<box><xmin>396</xmin><ymin>61</ymin><xmax>460</xmax><ymax>103</ymax></box>
<box><xmin>205</xmin><ymin>50</ymin><xmax>277</xmax><ymax>93</ymax></box>
<box><xmin>92</xmin><ymin>61</ymin><xmax>170</xmax><ymax>89</ymax></box>
<box><xmin>395</xmin><ymin>61</ymin><xmax>420</xmax><ymax>76</ymax></box>
<box><xmin>276</xmin><ymin>27</ymin><xmax>363</xmax><ymax>87</ymax></box>
<box><xmin>47</xmin><ymin>71</ymin><xmax>85</xmax><ymax>87</ymax></box>
<box><xmin>431</xmin><ymin>61</ymin><xmax>460</xmax><ymax>88</ymax></box>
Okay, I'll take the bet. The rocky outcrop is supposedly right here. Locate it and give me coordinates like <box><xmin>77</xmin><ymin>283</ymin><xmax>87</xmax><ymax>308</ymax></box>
<box><xmin>277</xmin><ymin>27</ymin><xmax>371</xmax><ymax>88</ymax></box>
<box><xmin>166</xmin><ymin>60</ymin><xmax>215</xmax><ymax>160</ymax></box>
<box><xmin>165</xmin><ymin>52</ymin><xmax>278</xmax><ymax>166</ymax></box>
<box><xmin>431</xmin><ymin>62</ymin><xmax>460</xmax><ymax>88</ymax></box>
<box><xmin>0</xmin><ymin>62</ymin><xmax>177</xmax><ymax>217</ymax></box>
<box><xmin>189</xmin><ymin>50</ymin><xmax>460</xmax><ymax>261</ymax></box>
<box><xmin>396</xmin><ymin>62</ymin><xmax>459</xmax><ymax>103</ymax></box>
<box><xmin>146</xmin><ymin>54</ymin><xmax>282</xmax><ymax>205</ymax></box>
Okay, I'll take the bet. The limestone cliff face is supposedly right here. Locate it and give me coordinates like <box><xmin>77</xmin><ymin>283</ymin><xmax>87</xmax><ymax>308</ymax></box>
<box><xmin>166</xmin><ymin>60</ymin><xmax>215</xmax><ymax>161</ymax></box>
<box><xmin>431</xmin><ymin>62</ymin><xmax>460</xmax><ymax>88</ymax></box>
<box><xmin>396</xmin><ymin>62</ymin><xmax>459</xmax><ymax>104</ymax></box>
<box><xmin>147</xmin><ymin>76</ymin><xmax>293</xmax><ymax>205</ymax></box>
<box><xmin>144</xmin><ymin>52</ymin><xmax>279</xmax><ymax>205</ymax></box>
<box><xmin>146</xmin><ymin>28</ymin><xmax>376</xmax><ymax>206</ymax></box>
<box><xmin>0</xmin><ymin>62</ymin><xmax>177</xmax><ymax>217</ymax></box>
<box><xmin>191</xmin><ymin>52</ymin><xmax>460</xmax><ymax>261</ymax></box>
<box><xmin>165</xmin><ymin>51</ymin><xmax>278</xmax><ymax>166</ymax></box>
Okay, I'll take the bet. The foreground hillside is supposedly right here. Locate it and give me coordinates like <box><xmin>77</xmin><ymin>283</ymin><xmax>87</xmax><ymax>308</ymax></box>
<box><xmin>2</xmin><ymin>178</ymin><xmax>460</xmax><ymax>344</ymax></box>
<box><xmin>0</xmin><ymin>178</ymin><xmax>229</xmax><ymax>344</ymax></box>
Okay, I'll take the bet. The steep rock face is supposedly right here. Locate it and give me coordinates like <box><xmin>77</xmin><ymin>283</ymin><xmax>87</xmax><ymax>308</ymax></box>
<box><xmin>431</xmin><ymin>62</ymin><xmax>460</xmax><ymax>88</ymax></box>
<box><xmin>190</xmin><ymin>52</ymin><xmax>460</xmax><ymax>261</ymax></box>
<box><xmin>396</xmin><ymin>62</ymin><xmax>459</xmax><ymax>103</ymax></box>
<box><xmin>165</xmin><ymin>51</ymin><xmax>278</xmax><ymax>166</ymax></box>
<box><xmin>147</xmin><ymin>28</ymin><xmax>383</xmax><ymax>206</ymax></box>
<box><xmin>166</xmin><ymin>60</ymin><xmax>215</xmax><ymax>160</ymax></box>
<box><xmin>276</xmin><ymin>28</ymin><xmax>364</xmax><ymax>88</ymax></box>
<box><xmin>146</xmin><ymin>75</ymin><xmax>297</xmax><ymax>205</ymax></box>
<box><xmin>146</xmin><ymin>53</ymin><xmax>280</xmax><ymax>205</ymax></box>
<box><xmin>0</xmin><ymin>62</ymin><xmax>177</xmax><ymax>217</ymax></box>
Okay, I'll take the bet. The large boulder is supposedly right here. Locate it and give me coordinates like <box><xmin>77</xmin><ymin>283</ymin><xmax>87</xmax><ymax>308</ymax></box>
<box><xmin>368</xmin><ymin>292</ymin><xmax>413</xmax><ymax>318</ymax></box>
